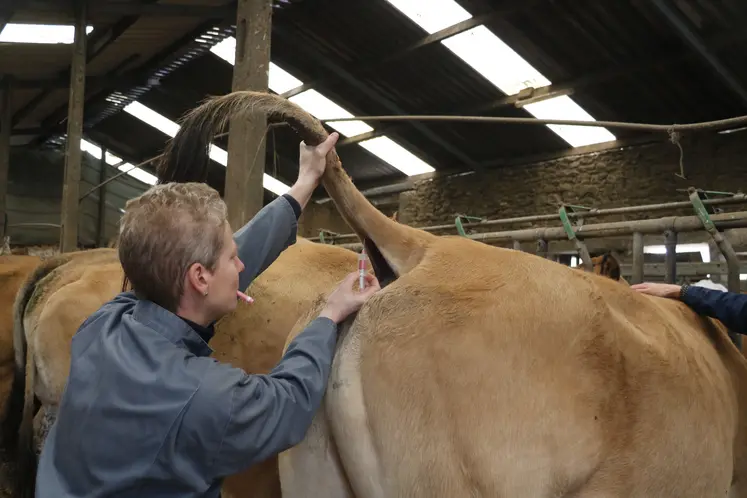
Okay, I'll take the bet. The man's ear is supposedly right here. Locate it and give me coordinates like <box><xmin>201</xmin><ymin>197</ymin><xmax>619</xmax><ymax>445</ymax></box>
<box><xmin>184</xmin><ymin>262</ymin><xmax>210</xmax><ymax>296</ymax></box>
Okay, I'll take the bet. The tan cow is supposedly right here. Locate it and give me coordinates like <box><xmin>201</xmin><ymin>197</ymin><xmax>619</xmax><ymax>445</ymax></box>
<box><xmin>157</xmin><ymin>90</ymin><xmax>747</xmax><ymax>497</ymax></box>
<box><xmin>0</xmin><ymin>255</ymin><xmax>40</xmax><ymax>441</ymax></box>
<box><xmin>6</xmin><ymin>240</ymin><xmax>359</xmax><ymax>498</ymax></box>
<box><xmin>587</xmin><ymin>252</ymin><xmax>627</xmax><ymax>283</ymax></box>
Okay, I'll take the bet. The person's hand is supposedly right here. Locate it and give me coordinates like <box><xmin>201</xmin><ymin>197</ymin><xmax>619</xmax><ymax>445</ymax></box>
<box><xmin>298</xmin><ymin>132</ymin><xmax>339</xmax><ymax>186</ymax></box>
<box><xmin>319</xmin><ymin>271</ymin><xmax>381</xmax><ymax>324</ymax></box>
<box><xmin>630</xmin><ymin>282</ymin><xmax>682</xmax><ymax>299</ymax></box>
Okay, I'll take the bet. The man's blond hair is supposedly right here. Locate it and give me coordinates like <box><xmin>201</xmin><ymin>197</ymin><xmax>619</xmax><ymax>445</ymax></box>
<box><xmin>118</xmin><ymin>182</ymin><xmax>228</xmax><ymax>311</ymax></box>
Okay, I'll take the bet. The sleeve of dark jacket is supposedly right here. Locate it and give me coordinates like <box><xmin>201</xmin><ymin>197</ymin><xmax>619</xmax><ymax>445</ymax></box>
<box><xmin>233</xmin><ymin>193</ymin><xmax>303</xmax><ymax>291</ymax></box>
<box><xmin>187</xmin><ymin>316</ymin><xmax>338</xmax><ymax>478</ymax></box>
<box><xmin>681</xmin><ymin>285</ymin><xmax>747</xmax><ymax>334</ymax></box>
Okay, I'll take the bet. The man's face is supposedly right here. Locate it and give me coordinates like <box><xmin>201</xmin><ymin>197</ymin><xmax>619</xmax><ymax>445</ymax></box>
<box><xmin>205</xmin><ymin>223</ymin><xmax>245</xmax><ymax>318</ymax></box>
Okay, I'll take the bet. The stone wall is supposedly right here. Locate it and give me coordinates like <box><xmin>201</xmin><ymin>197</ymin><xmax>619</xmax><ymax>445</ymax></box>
<box><xmin>397</xmin><ymin>131</ymin><xmax>747</xmax><ymax>228</ymax></box>
<box><xmin>299</xmin><ymin>131</ymin><xmax>747</xmax><ymax>247</ymax></box>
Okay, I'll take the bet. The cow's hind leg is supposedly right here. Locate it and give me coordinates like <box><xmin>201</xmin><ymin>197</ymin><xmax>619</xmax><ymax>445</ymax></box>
<box><xmin>278</xmin><ymin>409</ymin><xmax>353</xmax><ymax>498</ymax></box>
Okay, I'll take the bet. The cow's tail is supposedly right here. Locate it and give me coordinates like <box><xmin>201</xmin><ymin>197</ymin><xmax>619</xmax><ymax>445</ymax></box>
<box><xmin>5</xmin><ymin>255</ymin><xmax>68</xmax><ymax>497</ymax></box>
<box><xmin>157</xmin><ymin>90</ymin><xmax>435</xmax><ymax>283</ymax></box>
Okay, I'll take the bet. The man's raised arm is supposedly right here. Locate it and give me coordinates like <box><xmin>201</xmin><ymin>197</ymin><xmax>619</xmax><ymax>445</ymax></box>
<box><xmin>234</xmin><ymin>132</ymin><xmax>339</xmax><ymax>290</ymax></box>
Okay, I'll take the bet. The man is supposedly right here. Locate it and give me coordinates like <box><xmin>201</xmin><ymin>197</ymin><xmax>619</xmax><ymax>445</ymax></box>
<box><xmin>35</xmin><ymin>132</ymin><xmax>381</xmax><ymax>497</ymax></box>
<box><xmin>632</xmin><ymin>281</ymin><xmax>747</xmax><ymax>333</ymax></box>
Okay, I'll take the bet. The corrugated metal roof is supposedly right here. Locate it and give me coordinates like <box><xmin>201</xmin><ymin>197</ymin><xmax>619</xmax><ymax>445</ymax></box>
<box><xmin>5</xmin><ymin>0</ymin><xmax>747</xmax><ymax>198</ymax></box>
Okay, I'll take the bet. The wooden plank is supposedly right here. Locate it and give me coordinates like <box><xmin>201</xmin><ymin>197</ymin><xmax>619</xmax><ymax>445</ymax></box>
<box><xmin>59</xmin><ymin>0</ymin><xmax>86</xmax><ymax>252</ymax></box>
<box><xmin>97</xmin><ymin>147</ymin><xmax>107</xmax><ymax>247</ymax></box>
<box><xmin>0</xmin><ymin>77</ymin><xmax>9</xmax><ymax>241</ymax></box>
<box><xmin>225</xmin><ymin>0</ymin><xmax>272</xmax><ymax>229</ymax></box>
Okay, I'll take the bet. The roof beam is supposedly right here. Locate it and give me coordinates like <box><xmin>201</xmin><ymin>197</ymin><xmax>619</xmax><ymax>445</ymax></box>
<box><xmin>280</xmin><ymin>0</ymin><xmax>539</xmax><ymax>100</ymax></box>
<box><xmin>649</xmin><ymin>0</ymin><xmax>747</xmax><ymax>108</ymax></box>
<box><xmin>11</xmin><ymin>3</ymin><xmax>158</xmax><ymax>127</ymax></box>
<box><xmin>0</xmin><ymin>0</ymin><xmax>32</xmax><ymax>34</ymax></box>
<box><xmin>29</xmin><ymin>16</ymin><xmax>232</xmax><ymax>146</ymax></box>
<box><xmin>338</xmin><ymin>26</ymin><xmax>747</xmax><ymax>148</ymax></box>
<box><xmin>271</xmin><ymin>24</ymin><xmax>480</xmax><ymax>170</ymax></box>
<box><xmin>16</xmin><ymin>1</ymin><xmax>235</xmax><ymax>19</ymax></box>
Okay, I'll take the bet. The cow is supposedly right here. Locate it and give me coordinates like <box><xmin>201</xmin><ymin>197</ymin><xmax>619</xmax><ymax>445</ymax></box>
<box><xmin>0</xmin><ymin>255</ymin><xmax>40</xmax><ymax>441</ymax></box>
<box><xmin>155</xmin><ymin>89</ymin><xmax>747</xmax><ymax>497</ymax></box>
<box><xmin>587</xmin><ymin>252</ymin><xmax>626</xmax><ymax>283</ymax></box>
<box><xmin>6</xmin><ymin>240</ymin><xmax>359</xmax><ymax>498</ymax></box>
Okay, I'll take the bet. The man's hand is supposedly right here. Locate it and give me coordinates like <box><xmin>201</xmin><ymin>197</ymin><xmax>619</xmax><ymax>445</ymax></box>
<box><xmin>631</xmin><ymin>283</ymin><xmax>682</xmax><ymax>299</ymax></box>
<box><xmin>320</xmin><ymin>272</ymin><xmax>381</xmax><ymax>324</ymax></box>
<box><xmin>298</xmin><ymin>132</ymin><xmax>339</xmax><ymax>186</ymax></box>
<box><xmin>286</xmin><ymin>133</ymin><xmax>339</xmax><ymax>210</ymax></box>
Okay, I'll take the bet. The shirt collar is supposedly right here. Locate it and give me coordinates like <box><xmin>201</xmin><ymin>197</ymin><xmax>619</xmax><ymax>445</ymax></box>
<box><xmin>179</xmin><ymin>316</ymin><xmax>216</xmax><ymax>346</ymax></box>
<box><xmin>132</xmin><ymin>299</ymin><xmax>213</xmax><ymax>357</ymax></box>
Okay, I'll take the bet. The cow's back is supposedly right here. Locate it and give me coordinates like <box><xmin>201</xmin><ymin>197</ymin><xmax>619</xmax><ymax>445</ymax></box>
<box><xmin>317</xmin><ymin>238</ymin><xmax>741</xmax><ymax>497</ymax></box>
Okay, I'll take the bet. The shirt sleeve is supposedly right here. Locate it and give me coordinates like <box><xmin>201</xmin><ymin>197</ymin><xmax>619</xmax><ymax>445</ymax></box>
<box><xmin>233</xmin><ymin>195</ymin><xmax>300</xmax><ymax>291</ymax></box>
<box><xmin>191</xmin><ymin>316</ymin><xmax>338</xmax><ymax>478</ymax></box>
<box><xmin>681</xmin><ymin>285</ymin><xmax>747</xmax><ymax>334</ymax></box>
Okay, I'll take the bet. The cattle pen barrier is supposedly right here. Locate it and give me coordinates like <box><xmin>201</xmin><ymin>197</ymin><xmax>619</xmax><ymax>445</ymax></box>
<box><xmin>313</xmin><ymin>190</ymin><xmax>747</xmax><ymax>348</ymax></box>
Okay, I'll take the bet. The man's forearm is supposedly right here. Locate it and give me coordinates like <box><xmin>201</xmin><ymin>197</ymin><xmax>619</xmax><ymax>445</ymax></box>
<box><xmin>681</xmin><ymin>285</ymin><xmax>747</xmax><ymax>334</ymax></box>
<box><xmin>234</xmin><ymin>195</ymin><xmax>299</xmax><ymax>290</ymax></box>
<box><xmin>285</xmin><ymin>177</ymin><xmax>318</xmax><ymax>211</ymax></box>
<box><xmin>210</xmin><ymin>316</ymin><xmax>339</xmax><ymax>474</ymax></box>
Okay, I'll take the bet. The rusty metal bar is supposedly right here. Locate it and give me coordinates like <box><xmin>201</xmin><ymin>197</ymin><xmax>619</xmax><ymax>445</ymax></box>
<box><xmin>309</xmin><ymin>194</ymin><xmax>747</xmax><ymax>242</ymax></box>
<box><xmin>334</xmin><ymin>211</ymin><xmax>747</xmax><ymax>251</ymax></box>
<box><xmin>78</xmin><ymin>158</ymin><xmax>130</xmax><ymax>201</ymax></box>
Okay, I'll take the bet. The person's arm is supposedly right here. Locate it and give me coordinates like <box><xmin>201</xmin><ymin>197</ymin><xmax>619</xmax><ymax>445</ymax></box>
<box><xmin>233</xmin><ymin>132</ymin><xmax>339</xmax><ymax>290</ymax></box>
<box><xmin>679</xmin><ymin>284</ymin><xmax>747</xmax><ymax>334</ymax></box>
<box><xmin>632</xmin><ymin>282</ymin><xmax>747</xmax><ymax>334</ymax></box>
<box><xmin>181</xmin><ymin>271</ymin><xmax>378</xmax><ymax>478</ymax></box>
<box><xmin>204</xmin><ymin>316</ymin><xmax>338</xmax><ymax>476</ymax></box>
<box><xmin>233</xmin><ymin>195</ymin><xmax>300</xmax><ymax>291</ymax></box>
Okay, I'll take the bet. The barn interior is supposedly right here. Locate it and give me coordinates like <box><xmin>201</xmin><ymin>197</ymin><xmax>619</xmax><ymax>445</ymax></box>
<box><xmin>2</xmin><ymin>0</ymin><xmax>747</xmax><ymax>494</ymax></box>
<box><xmin>4</xmin><ymin>0</ymin><xmax>747</xmax><ymax>288</ymax></box>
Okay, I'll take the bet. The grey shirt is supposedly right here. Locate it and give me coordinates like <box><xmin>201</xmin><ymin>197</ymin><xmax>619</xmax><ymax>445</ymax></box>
<box><xmin>35</xmin><ymin>195</ymin><xmax>338</xmax><ymax>497</ymax></box>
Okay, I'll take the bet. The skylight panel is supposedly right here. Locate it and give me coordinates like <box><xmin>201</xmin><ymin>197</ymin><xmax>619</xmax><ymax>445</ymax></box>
<box><xmin>382</xmin><ymin>3</ymin><xmax>616</xmax><ymax>148</ymax></box>
<box><xmin>118</xmin><ymin>164</ymin><xmax>157</xmax><ymax>186</ymax></box>
<box><xmin>382</xmin><ymin>0</ymin><xmax>471</xmax><ymax>34</ymax></box>
<box><xmin>359</xmin><ymin>136</ymin><xmax>435</xmax><ymax>176</ymax></box>
<box><xmin>441</xmin><ymin>26</ymin><xmax>551</xmax><ymax>96</ymax></box>
<box><xmin>208</xmin><ymin>37</ymin><xmax>437</xmax><ymax>177</ymax></box>
<box><xmin>79</xmin><ymin>139</ymin><xmax>156</xmax><ymax>186</ymax></box>
<box><xmin>123</xmin><ymin>102</ymin><xmax>180</xmax><ymax>137</ymax></box>
<box><xmin>80</xmin><ymin>139</ymin><xmax>103</xmax><ymax>159</ymax></box>
<box><xmin>288</xmin><ymin>90</ymin><xmax>373</xmax><ymax>138</ymax></box>
<box><xmin>121</xmin><ymin>101</ymin><xmax>291</xmax><ymax>196</ymax></box>
<box><xmin>209</xmin><ymin>37</ymin><xmax>303</xmax><ymax>94</ymax></box>
<box><xmin>0</xmin><ymin>23</ymin><xmax>93</xmax><ymax>44</ymax></box>
<box><xmin>522</xmin><ymin>96</ymin><xmax>616</xmax><ymax>147</ymax></box>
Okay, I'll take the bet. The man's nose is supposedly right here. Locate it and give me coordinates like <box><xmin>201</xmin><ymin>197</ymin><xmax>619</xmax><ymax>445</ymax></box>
<box><xmin>237</xmin><ymin>257</ymin><xmax>245</xmax><ymax>272</ymax></box>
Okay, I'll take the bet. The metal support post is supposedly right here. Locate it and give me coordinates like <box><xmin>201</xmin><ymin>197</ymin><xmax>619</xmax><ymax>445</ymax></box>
<box><xmin>559</xmin><ymin>205</ymin><xmax>593</xmax><ymax>272</ymax></box>
<box><xmin>536</xmin><ymin>239</ymin><xmax>549</xmax><ymax>259</ymax></box>
<box><xmin>632</xmin><ymin>232</ymin><xmax>644</xmax><ymax>284</ymax></box>
<box><xmin>664</xmin><ymin>230</ymin><xmax>677</xmax><ymax>284</ymax></box>
<box><xmin>59</xmin><ymin>0</ymin><xmax>87</xmax><ymax>252</ymax></box>
<box><xmin>688</xmin><ymin>187</ymin><xmax>742</xmax><ymax>348</ymax></box>
<box><xmin>0</xmin><ymin>77</ymin><xmax>10</xmax><ymax>242</ymax></box>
